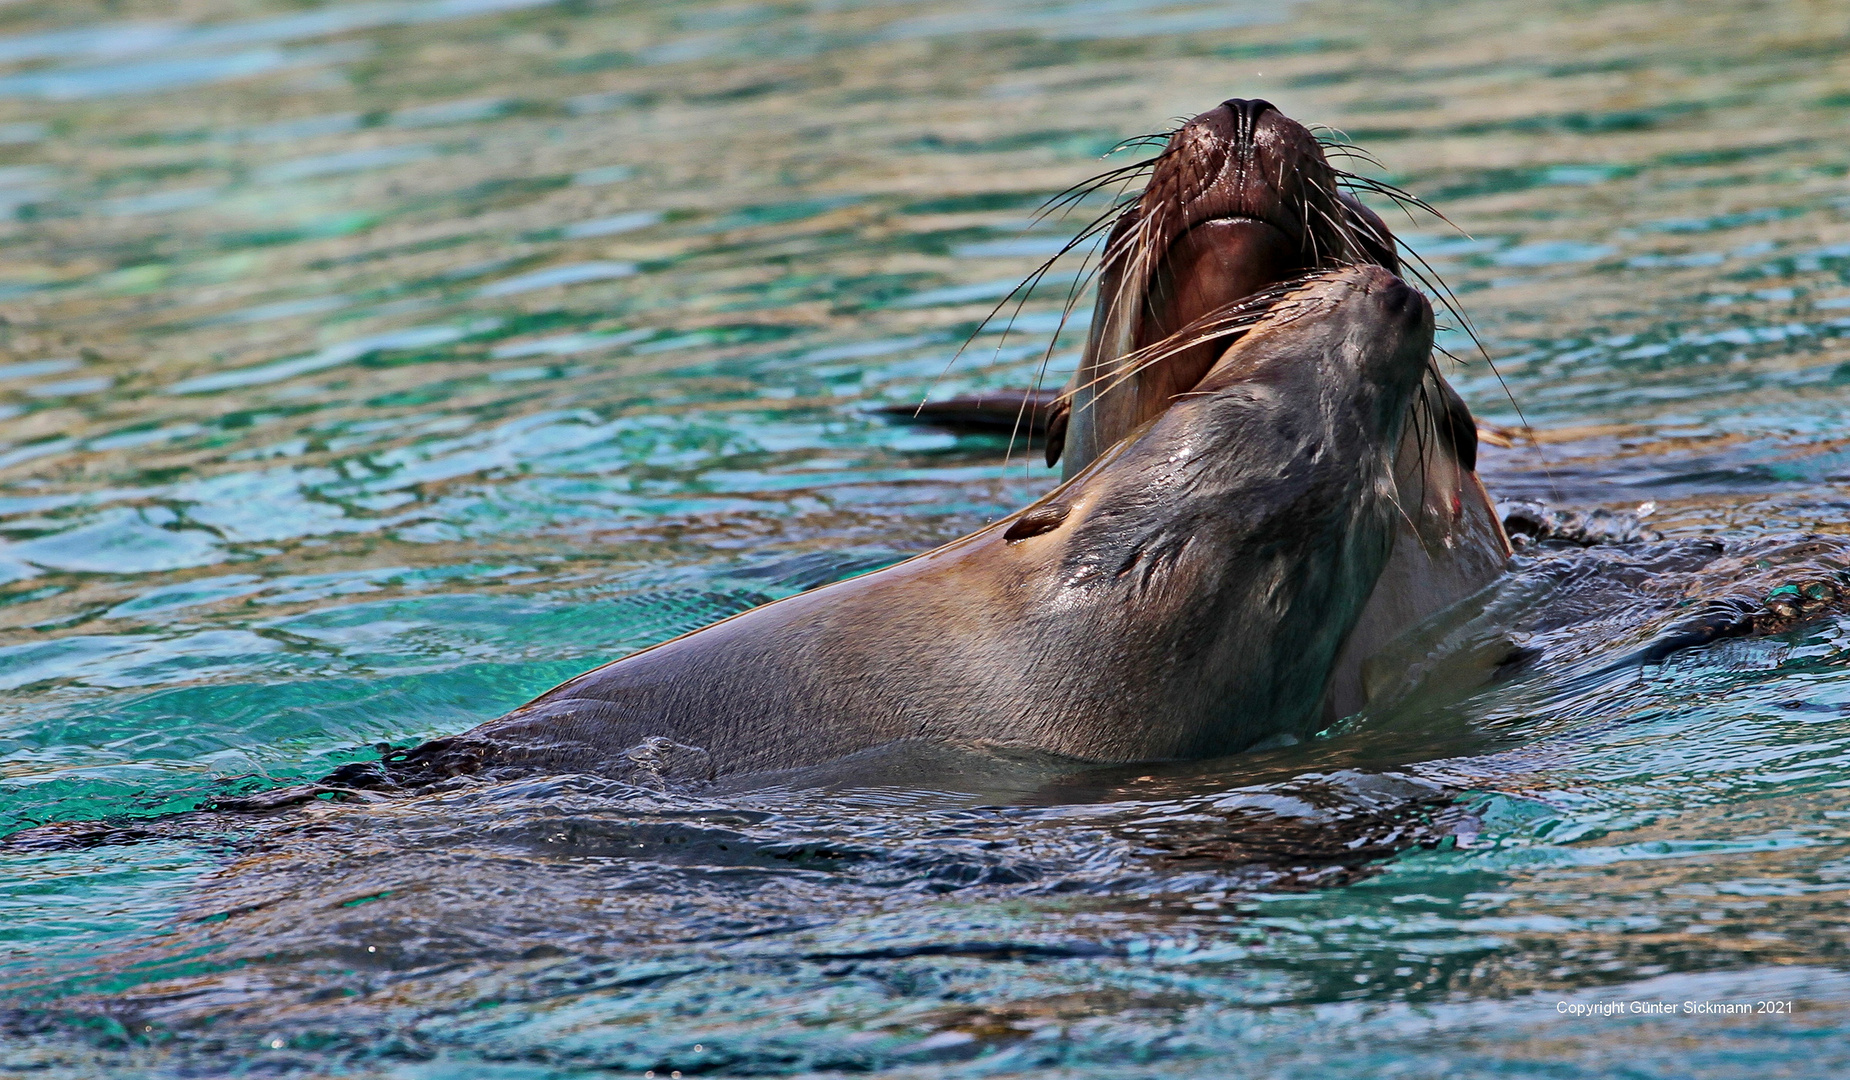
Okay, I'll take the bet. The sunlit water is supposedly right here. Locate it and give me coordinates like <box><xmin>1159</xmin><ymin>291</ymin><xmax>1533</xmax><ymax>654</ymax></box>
<box><xmin>2</xmin><ymin>0</ymin><xmax>1849</xmax><ymax>1075</ymax></box>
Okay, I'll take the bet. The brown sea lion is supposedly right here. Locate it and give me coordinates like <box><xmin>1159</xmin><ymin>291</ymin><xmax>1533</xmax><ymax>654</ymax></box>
<box><xmin>898</xmin><ymin>99</ymin><xmax>1510</xmax><ymax>720</ymax></box>
<box><xmin>369</xmin><ymin>266</ymin><xmax>1433</xmax><ymax>784</ymax></box>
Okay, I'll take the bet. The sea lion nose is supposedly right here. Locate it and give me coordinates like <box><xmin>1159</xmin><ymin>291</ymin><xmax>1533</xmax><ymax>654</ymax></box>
<box><xmin>1219</xmin><ymin>98</ymin><xmax>1276</xmax><ymax>141</ymax></box>
<box><xmin>1372</xmin><ymin>270</ymin><xmax>1418</xmax><ymax>315</ymax></box>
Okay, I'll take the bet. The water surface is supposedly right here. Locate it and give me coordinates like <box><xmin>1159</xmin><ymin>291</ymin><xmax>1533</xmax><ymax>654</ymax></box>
<box><xmin>2</xmin><ymin>0</ymin><xmax>1849</xmax><ymax>1074</ymax></box>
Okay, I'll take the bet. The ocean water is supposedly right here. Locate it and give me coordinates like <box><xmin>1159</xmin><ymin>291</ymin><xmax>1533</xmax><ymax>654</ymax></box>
<box><xmin>1</xmin><ymin>0</ymin><xmax>1849</xmax><ymax>1075</ymax></box>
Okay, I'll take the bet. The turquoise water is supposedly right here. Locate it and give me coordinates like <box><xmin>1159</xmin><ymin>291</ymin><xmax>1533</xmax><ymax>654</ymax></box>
<box><xmin>2</xmin><ymin>0</ymin><xmax>1850</xmax><ymax>1074</ymax></box>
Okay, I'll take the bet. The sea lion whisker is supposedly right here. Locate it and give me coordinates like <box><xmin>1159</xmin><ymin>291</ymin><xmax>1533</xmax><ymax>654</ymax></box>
<box><xmin>1331</xmin><ymin>170</ymin><xmax>1438</xmax><ymax>214</ymax></box>
<box><xmin>1032</xmin><ymin>198</ymin><xmax>1136</xmax><ymax>249</ymax></box>
<box><xmin>1037</xmin><ymin>153</ymin><xmax>1167</xmax><ymax>219</ymax></box>
<box><xmin>1031</xmin><ymin>191</ymin><xmax>1142</xmax><ymax>252</ymax></box>
<box><xmin>1334</xmin><ymin>177</ymin><xmax>1457</xmax><ymax>246</ymax></box>
<box><xmin>1331</xmin><ymin>192</ymin><xmax>1484</xmax><ymax>365</ymax></box>
<box><xmin>1436</xmin><ymin>343</ymin><xmax>1542</xmax><ymax>466</ymax></box>
<box><xmin>1298</xmin><ymin>191</ymin><xmax>1324</xmax><ymax>264</ymax></box>
<box><xmin>1307</xmin><ymin>122</ymin><xmax>1357</xmax><ymax>143</ymax></box>
<box><xmin>1335</xmin><ymin>175</ymin><xmax>1470</xmax><ymax>262</ymax></box>
<box><xmin>1337</xmin><ymin>195</ymin><xmax>1396</xmax><ymax>250</ymax></box>
<box><xmin>1096</xmin><ymin>211</ymin><xmax>1146</xmax><ymax>275</ymax></box>
<box><xmin>1309</xmin><ymin>190</ymin><xmax>1374</xmax><ymax>267</ymax></box>
<box><xmin>1411</xmin><ymin>379</ymin><xmax>1437</xmax><ymax>517</ymax></box>
<box><xmin>1035</xmin><ymin>204</ymin><xmax>1138</xmax><ymax>286</ymax></box>
<box><xmin>1064</xmin><ymin>280</ymin><xmax>1319</xmax><ymax>408</ymax></box>
<box><xmin>1384</xmin><ymin>484</ymin><xmax>1422</xmax><ymax>539</ymax></box>
<box><xmin>1038</xmin><ymin>169</ymin><xmax>1153</xmax><ymax>220</ymax></box>
<box><xmin>1008</xmin><ymin>243</ymin><xmax>1110</xmax><ymax>468</ymax></box>
<box><xmin>1305</xmin><ymin>199</ymin><xmax>1364</xmax><ymax>265</ymax></box>
<box><xmin>1066</xmin><ymin>317</ymin><xmax>1257</xmax><ymax>407</ymax></box>
<box><xmin>1048</xmin><ymin>153</ymin><xmax>1163</xmax><ymax>194</ymax></box>
<box><xmin>1035</xmin><ymin>191</ymin><xmax>1132</xmax><ymax>229</ymax></box>
<box><xmin>915</xmin><ymin>242</ymin><xmax>1105</xmax><ymax>415</ymax></box>
<box><xmin>1316</xmin><ymin>140</ymin><xmax>1387</xmax><ymax>169</ymax></box>
<box><xmin>1360</xmin><ymin>221</ymin><xmax>1540</xmax><ymax>474</ymax></box>
<box><xmin>952</xmin><ymin>197</ymin><xmax>1131</xmax><ymax>465</ymax></box>
<box><xmin>1402</xmin><ymin>257</ymin><xmax>1474</xmax><ymax>341</ymax></box>
<box><xmin>1389</xmin><ymin>244</ymin><xmax>1532</xmax><ymax>458</ymax></box>
<box><xmin>1066</xmin><ymin>331</ymin><xmax>1244</xmax><ymax>407</ymax></box>
<box><xmin>940</xmin><ymin>197</ymin><xmax>1134</xmax><ymax>410</ymax></box>
<box><xmin>1322</xmin><ymin>149</ymin><xmax>1387</xmax><ymax>169</ymax></box>
<box><xmin>1102</xmin><ymin>129</ymin><xmax>1179</xmax><ymax>156</ymax></box>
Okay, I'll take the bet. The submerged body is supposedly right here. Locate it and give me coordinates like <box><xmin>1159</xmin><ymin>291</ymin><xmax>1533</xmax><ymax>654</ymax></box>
<box><xmin>388</xmin><ymin>268</ymin><xmax>1433</xmax><ymax>782</ymax></box>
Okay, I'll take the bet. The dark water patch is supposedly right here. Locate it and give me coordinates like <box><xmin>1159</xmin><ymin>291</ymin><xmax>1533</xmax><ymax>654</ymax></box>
<box><xmin>1452</xmin><ymin>101</ymin><xmax>1712</xmax><ymax>137</ymax></box>
<box><xmin>1654</xmin><ymin>139</ymin><xmax>1819</xmax><ymax>169</ymax></box>
<box><xmin>898</xmin><ymin>129</ymin><xmax>1125</xmax><ymax>159</ymax></box>
<box><xmin>1419</xmin><ymin>163</ymin><xmax>1638</xmax><ymax>202</ymax></box>
<box><xmin>898</xmin><ymin>191</ymin><xmax>1053</xmax><ymax>216</ymax></box>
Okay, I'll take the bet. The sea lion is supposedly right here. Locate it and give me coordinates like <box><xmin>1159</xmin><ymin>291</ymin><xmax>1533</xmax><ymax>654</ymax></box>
<box><xmin>895</xmin><ymin>99</ymin><xmax>1510</xmax><ymax>721</ymax></box>
<box><xmin>367</xmin><ymin>265</ymin><xmax>1434</xmax><ymax>784</ymax></box>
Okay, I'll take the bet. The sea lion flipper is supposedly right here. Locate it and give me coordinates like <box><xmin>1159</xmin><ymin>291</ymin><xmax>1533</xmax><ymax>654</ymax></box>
<box><xmin>877</xmin><ymin>388</ymin><xmax>1061</xmax><ymax>440</ymax></box>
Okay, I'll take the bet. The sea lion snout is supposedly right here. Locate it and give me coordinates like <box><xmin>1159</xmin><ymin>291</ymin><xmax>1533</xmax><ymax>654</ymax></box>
<box><xmin>1216</xmin><ymin>265</ymin><xmax>1432</xmax><ymax>405</ymax></box>
<box><xmin>1359</xmin><ymin>266</ymin><xmax>1431</xmax><ymax>343</ymax></box>
<box><xmin>1364</xmin><ymin>277</ymin><xmax>1437</xmax><ymax>421</ymax></box>
<box><xmin>1362</xmin><ymin>265</ymin><xmax>1420</xmax><ymax>312</ymax></box>
<box><xmin>1152</xmin><ymin>96</ymin><xmax>1330</xmax><ymax>248</ymax></box>
<box><xmin>1329</xmin><ymin>266</ymin><xmax>1434</xmax><ymax>396</ymax></box>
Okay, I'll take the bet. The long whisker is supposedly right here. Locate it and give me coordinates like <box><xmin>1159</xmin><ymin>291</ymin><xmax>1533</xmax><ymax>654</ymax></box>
<box><xmin>1305</xmin><ymin>199</ymin><xmax>1363</xmax><ymax>266</ymax></box>
<box><xmin>1005</xmin><ymin>240</ymin><xmax>1109</xmax><ymax>468</ymax></box>
<box><xmin>1035</xmin><ymin>150</ymin><xmax>1166</xmax><ymax>221</ymax></box>
<box><xmin>1334</xmin><ymin>170</ymin><xmax>1463</xmax><ymax>236</ymax></box>
<box><xmin>1037</xmin><ymin>168</ymin><xmax>1153</xmax><ymax>221</ymax></box>
<box><xmin>1062</xmin><ymin>276</ymin><xmax>1322</xmax><ymax>408</ymax></box>
<box><xmin>1332</xmin><ymin>181</ymin><xmax>1489</xmax><ymax>365</ymax></box>
<box><xmin>910</xmin><ymin>153</ymin><xmax>1165</xmax><ymax>463</ymax></box>
<box><xmin>1102</xmin><ymin>129</ymin><xmax>1179</xmax><ymax>156</ymax></box>
<box><xmin>1066</xmin><ymin>304</ymin><xmax>1274</xmax><ymax>400</ymax></box>
<box><xmin>1338</xmin><ymin>178</ymin><xmax>1547</xmax><ymax>482</ymax></box>
<box><xmin>914</xmin><ymin>190</ymin><xmax>1157</xmax><ymax>412</ymax></box>
<box><xmin>1317</xmin><ymin>142</ymin><xmax>1388</xmax><ymax>170</ymax></box>
<box><xmin>1006</xmin><ymin>276</ymin><xmax>1091</xmax><ymax>469</ymax></box>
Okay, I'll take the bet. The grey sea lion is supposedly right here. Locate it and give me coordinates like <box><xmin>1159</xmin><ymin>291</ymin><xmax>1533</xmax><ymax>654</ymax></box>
<box><xmin>374</xmin><ymin>265</ymin><xmax>1434</xmax><ymax>784</ymax></box>
<box><xmin>895</xmin><ymin>100</ymin><xmax>1511</xmax><ymax>721</ymax></box>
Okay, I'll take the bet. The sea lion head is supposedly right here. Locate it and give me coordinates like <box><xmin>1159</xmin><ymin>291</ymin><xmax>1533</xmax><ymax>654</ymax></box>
<box><xmin>998</xmin><ymin>264</ymin><xmax>1435</xmax><ymax>758</ymax></box>
<box><xmin>1057</xmin><ymin>99</ymin><xmax>1406</xmax><ymax>476</ymax></box>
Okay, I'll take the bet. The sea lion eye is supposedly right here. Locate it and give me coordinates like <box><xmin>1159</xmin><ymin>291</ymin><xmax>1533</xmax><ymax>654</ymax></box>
<box><xmin>1004</xmin><ymin>502</ymin><xmax>1070</xmax><ymax>542</ymax></box>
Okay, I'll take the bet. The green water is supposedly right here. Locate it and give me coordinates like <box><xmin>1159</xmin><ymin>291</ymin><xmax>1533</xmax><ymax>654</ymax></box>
<box><xmin>2</xmin><ymin>0</ymin><xmax>1850</xmax><ymax>1074</ymax></box>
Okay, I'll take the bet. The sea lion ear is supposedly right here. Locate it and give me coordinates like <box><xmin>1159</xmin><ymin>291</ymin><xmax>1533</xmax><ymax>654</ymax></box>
<box><xmin>1435</xmin><ymin>374</ymin><xmax>1479</xmax><ymax>473</ymax></box>
<box><xmin>1044</xmin><ymin>397</ymin><xmax>1070</xmax><ymax>467</ymax></box>
<box><xmin>1005</xmin><ymin>502</ymin><xmax>1070</xmax><ymax>542</ymax></box>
